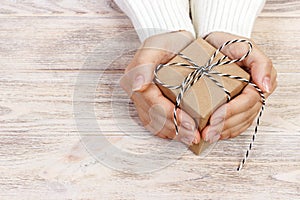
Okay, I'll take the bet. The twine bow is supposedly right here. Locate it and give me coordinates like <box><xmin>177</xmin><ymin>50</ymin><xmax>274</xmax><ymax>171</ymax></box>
<box><xmin>154</xmin><ymin>39</ymin><xmax>266</xmax><ymax>171</ymax></box>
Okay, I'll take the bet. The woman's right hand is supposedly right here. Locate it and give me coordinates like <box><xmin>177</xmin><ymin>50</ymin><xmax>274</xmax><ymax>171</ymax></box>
<box><xmin>120</xmin><ymin>31</ymin><xmax>201</xmax><ymax>145</ymax></box>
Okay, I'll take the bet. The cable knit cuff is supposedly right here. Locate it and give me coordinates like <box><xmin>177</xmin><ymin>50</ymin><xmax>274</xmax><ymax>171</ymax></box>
<box><xmin>191</xmin><ymin>0</ymin><xmax>266</xmax><ymax>38</ymax></box>
<box><xmin>114</xmin><ymin>0</ymin><xmax>196</xmax><ymax>42</ymax></box>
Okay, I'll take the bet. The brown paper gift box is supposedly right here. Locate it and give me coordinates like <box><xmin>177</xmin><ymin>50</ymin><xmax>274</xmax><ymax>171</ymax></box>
<box><xmin>156</xmin><ymin>38</ymin><xmax>250</xmax><ymax>155</ymax></box>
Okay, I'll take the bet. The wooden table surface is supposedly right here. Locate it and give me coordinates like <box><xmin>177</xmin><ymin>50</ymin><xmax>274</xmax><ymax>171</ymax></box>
<box><xmin>0</xmin><ymin>0</ymin><xmax>299</xmax><ymax>199</ymax></box>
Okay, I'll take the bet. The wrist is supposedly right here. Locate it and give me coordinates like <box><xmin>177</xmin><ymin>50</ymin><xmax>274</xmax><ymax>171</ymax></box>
<box><xmin>115</xmin><ymin>0</ymin><xmax>196</xmax><ymax>42</ymax></box>
<box><xmin>142</xmin><ymin>30</ymin><xmax>195</xmax><ymax>54</ymax></box>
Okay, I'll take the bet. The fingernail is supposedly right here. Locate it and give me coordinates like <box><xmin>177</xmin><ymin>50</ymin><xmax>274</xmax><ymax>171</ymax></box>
<box><xmin>192</xmin><ymin>130</ymin><xmax>200</xmax><ymax>144</ymax></box>
<box><xmin>210</xmin><ymin>106</ymin><xmax>226</xmax><ymax>124</ymax></box>
<box><xmin>204</xmin><ymin>131</ymin><xmax>215</xmax><ymax>142</ymax></box>
<box><xmin>132</xmin><ymin>75</ymin><xmax>145</xmax><ymax>91</ymax></box>
<box><xmin>210</xmin><ymin>134</ymin><xmax>220</xmax><ymax>144</ymax></box>
<box><xmin>204</xmin><ymin>131</ymin><xmax>219</xmax><ymax>143</ymax></box>
<box><xmin>182</xmin><ymin>121</ymin><xmax>194</xmax><ymax>131</ymax></box>
<box><xmin>193</xmin><ymin>137</ymin><xmax>198</xmax><ymax>144</ymax></box>
<box><xmin>181</xmin><ymin>134</ymin><xmax>195</xmax><ymax>145</ymax></box>
<box><xmin>263</xmin><ymin>77</ymin><xmax>271</xmax><ymax>93</ymax></box>
<box><xmin>210</xmin><ymin>117</ymin><xmax>223</xmax><ymax>126</ymax></box>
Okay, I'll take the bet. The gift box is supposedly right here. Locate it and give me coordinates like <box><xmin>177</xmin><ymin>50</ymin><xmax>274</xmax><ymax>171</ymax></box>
<box><xmin>155</xmin><ymin>38</ymin><xmax>250</xmax><ymax>155</ymax></box>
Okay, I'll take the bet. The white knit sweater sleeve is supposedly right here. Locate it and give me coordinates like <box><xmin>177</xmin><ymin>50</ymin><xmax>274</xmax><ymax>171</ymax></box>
<box><xmin>191</xmin><ymin>0</ymin><xmax>266</xmax><ymax>38</ymax></box>
<box><xmin>114</xmin><ymin>0</ymin><xmax>266</xmax><ymax>41</ymax></box>
<box><xmin>114</xmin><ymin>0</ymin><xmax>196</xmax><ymax>42</ymax></box>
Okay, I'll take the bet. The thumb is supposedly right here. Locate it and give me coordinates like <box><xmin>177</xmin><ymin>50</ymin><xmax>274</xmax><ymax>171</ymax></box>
<box><xmin>205</xmin><ymin>32</ymin><xmax>273</xmax><ymax>93</ymax></box>
<box><xmin>120</xmin><ymin>31</ymin><xmax>194</xmax><ymax>97</ymax></box>
<box><xmin>224</xmin><ymin>42</ymin><xmax>273</xmax><ymax>93</ymax></box>
<box><xmin>120</xmin><ymin>63</ymin><xmax>157</xmax><ymax>98</ymax></box>
<box><xmin>243</xmin><ymin>49</ymin><xmax>273</xmax><ymax>93</ymax></box>
<box><xmin>120</xmin><ymin>47</ymin><xmax>174</xmax><ymax>97</ymax></box>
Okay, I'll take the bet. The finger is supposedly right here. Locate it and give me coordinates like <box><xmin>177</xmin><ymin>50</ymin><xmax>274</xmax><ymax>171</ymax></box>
<box><xmin>155</xmin><ymin>102</ymin><xmax>201</xmax><ymax>144</ymax></box>
<box><xmin>220</xmin><ymin>110</ymin><xmax>259</xmax><ymax>139</ymax></box>
<box><xmin>179</xmin><ymin>110</ymin><xmax>201</xmax><ymax>144</ymax></box>
<box><xmin>148</xmin><ymin>102</ymin><xmax>201</xmax><ymax>144</ymax></box>
<box><xmin>222</xmin><ymin>101</ymin><xmax>262</xmax><ymax>133</ymax></box>
<box><xmin>120</xmin><ymin>31</ymin><xmax>194</xmax><ymax>96</ymax></box>
<box><xmin>120</xmin><ymin>63</ymin><xmax>157</xmax><ymax>97</ymax></box>
<box><xmin>140</xmin><ymin>85</ymin><xmax>199</xmax><ymax>134</ymax></box>
<box><xmin>146</xmin><ymin>119</ymin><xmax>200</xmax><ymax>146</ymax></box>
<box><xmin>209</xmin><ymin>85</ymin><xmax>261</xmax><ymax>124</ymax></box>
<box><xmin>202</xmin><ymin>106</ymin><xmax>259</xmax><ymax>142</ymax></box>
<box><xmin>270</xmin><ymin>66</ymin><xmax>278</xmax><ymax>93</ymax></box>
<box><xmin>220</xmin><ymin>38</ymin><xmax>273</xmax><ymax>94</ymax></box>
<box><xmin>243</xmin><ymin>48</ymin><xmax>274</xmax><ymax>94</ymax></box>
<box><xmin>206</xmin><ymin>32</ymin><xmax>275</xmax><ymax>94</ymax></box>
<box><xmin>201</xmin><ymin>122</ymin><xmax>223</xmax><ymax>144</ymax></box>
<box><xmin>203</xmin><ymin>86</ymin><xmax>262</xmax><ymax>142</ymax></box>
<box><xmin>174</xmin><ymin>127</ymin><xmax>200</xmax><ymax>145</ymax></box>
<box><xmin>132</xmin><ymin>84</ymin><xmax>201</xmax><ymax>144</ymax></box>
<box><xmin>220</xmin><ymin>119</ymin><xmax>252</xmax><ymax>140</ymax></box>
<box><xmin>132</xmin><ymin>94</ymin><xmax>176</xmax><ymax>139</ymax></box>
<box><xmin>144</xmin><ymin>107</ymin><xmax>201</xmax><ymax>145</ymax></box>
<box><xmin>145</xmin><ymin>116</ymin><xmax>173</xmax><ymax>139</ymax></box>
<box><xmin>211</xmin><ymin>99</ymin><xmax>262</xmax><ymax>133</ymax></box>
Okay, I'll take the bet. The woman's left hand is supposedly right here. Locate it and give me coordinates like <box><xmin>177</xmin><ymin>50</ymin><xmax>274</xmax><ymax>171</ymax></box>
<box><xmin>202</xmin><ymin>32</ymin><xmax>277</xmax><ymax>143</ymax></box>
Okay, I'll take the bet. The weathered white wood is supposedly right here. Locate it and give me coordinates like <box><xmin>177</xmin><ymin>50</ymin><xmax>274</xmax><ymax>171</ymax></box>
<box><xmin>0</xmin><ymin>0</ymin><xmax>299</xmax><ymax>17</ymax></box>
<box><xmin>0</xmin><ymin>71</ymin><xmax>299</xmax><ymax>198</ymax></box>
<box><xmin>0</xmin><ymin>0</ymin><xmax>299</xmax><ymax>199</ymax></box>
<box><xmin>0</xmin><ymin>16</ymin><xmax>298</xmax><ymax>72</ymax></box>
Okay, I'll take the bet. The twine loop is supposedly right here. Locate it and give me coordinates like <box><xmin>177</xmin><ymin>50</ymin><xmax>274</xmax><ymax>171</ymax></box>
<box><xmin>154</xmin><ymin>39</ymin><xmax>266</xmax><ymax>171</ymax></box>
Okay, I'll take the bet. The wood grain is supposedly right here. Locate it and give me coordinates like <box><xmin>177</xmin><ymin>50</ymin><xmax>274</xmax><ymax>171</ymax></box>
<box><xmin>0</xmin><ymin>17</ymin><xmax>298</xmax><ymax>72</ymax></box>
<box><xmin>0</xmin><ymin>0</ymin><xmax>299</xmax><ymax>199</ymax></box>
<box><xmin>0</xmin><ymin>0</ymin><xmax>299</xmax><ymax>17</ymax></box>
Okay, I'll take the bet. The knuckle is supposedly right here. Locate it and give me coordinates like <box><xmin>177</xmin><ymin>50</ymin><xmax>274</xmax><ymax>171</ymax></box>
<box><xmin>176</xmin><ymin>109</ymin><xmax>186</xmax><ymax>127</ymax></box>
<box><xmin>220</xmin><ymin>121</ymin><xmax>228</xmax><ymax>132</ymax></box>
<box><xmin>247</xmin><ymin>92</ymin><xmax>260</xmax><ymax>107</ymax></box>
<box><xmin>225</xmin><ymin>105</ymin><xmax>233</xmax><ymax>119</ymax></box>
<box><xmin>165</xmin><ymin>101</ymin><xmax>175</xmax><ymax>113</ymax></box>
<box><xmin>245</xmin><ymin>114</ymin><xmax>252</xmax><ymax>125</ymax></box>
<box><xmin>244</xmin><ymin>111</ymin><xmax>256</xmax><ymax>126</ymax></box>
<box><xmin>234</xmin><ymin>126</ymin><xmax>247</xmax><ymax>138</ymax></box>
<box><xmin>157</xmin><ymin>129</ymin><xmax>175</xmax><ymax>139</ymax></box>
<box><xmin>228</xmin><ymin>42</ymin><xmax>248</xmax><ymax>59</ymax></box>
<box><xmin>233</xmin><ymin>130</ymin><xmax>243</xmax><ymax>138</ymax></box>
<box><xmin>245</xmin><ymin>119</ymin><xmax>253</xmax><ymax>128</ymax></box>
<box><xmin>163</xmin><ymin>102</ymin><xmax>175</xmax><ymax>119</ymax></box>
<box><xmin>246</xmin><ymin>98</ymin><xmax>255</xmax><ymax>109</ymax></box>
<box><xmin>155</xmin><ymin>133</ymin><xmax>167</xmax><ymax>139</ymax></box>
<box><xmin>221</xmin><ymin>131</ymin><xmax>231</xmax><ymax>140</ymax></box>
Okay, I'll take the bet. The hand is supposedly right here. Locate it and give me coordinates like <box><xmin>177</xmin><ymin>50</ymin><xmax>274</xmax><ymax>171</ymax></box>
<box><xmin>120</xmin><ymin>31</ymin><xmax>201</xmax><ymax>145</ymax></box>
<box><xmin>202</xmin><ymin>32</ymin><xmax>277</xmax><ymax>143</ymax></box>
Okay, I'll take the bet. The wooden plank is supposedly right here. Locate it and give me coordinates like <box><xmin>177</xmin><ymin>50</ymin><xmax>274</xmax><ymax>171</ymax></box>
<box><xmin>0</xmin><ymin>0</ymin><xmax>299</xmax><ymax>199</ymax></box>
<box><xmin>0</xmin><ymin>135</ymin><xmax>299</xmax><ymax>199</ymax></box>
<box><xmin>0</xmin><ymin>0</ymin><xmax>299</xmax><ymax>17</ymax></box>
<box><xmin>0</xmin><ymin>68</ymin><xmax>299</xmax><ymax>200</ymax></box>
<box><xmin>0</xmin><ymin>0</ymin><xmax>123</xmax><ymax>16</ymax></box>
<box><xmin>262</xmin><ymin>0</ymin><xmax>300</xmax><ymax>17</ymax></box>
<box><xmin>0</xmin><ymin>16</ymin><xmax>299</xmax><ymax>72</ymax></box>
<box><xmin>0</xmin><ymin>71</ymin><xmax>299</xmax><ymax>134</ymax></box>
